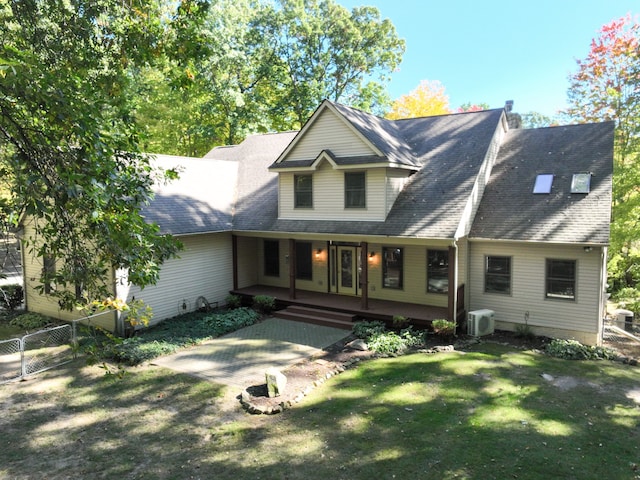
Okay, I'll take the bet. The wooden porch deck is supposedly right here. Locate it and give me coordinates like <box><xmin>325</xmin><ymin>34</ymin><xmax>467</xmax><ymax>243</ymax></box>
<box><xmin>230</xmin><ymin>285</ymin><xmax>449</xmax><ymax>327</ymax></box>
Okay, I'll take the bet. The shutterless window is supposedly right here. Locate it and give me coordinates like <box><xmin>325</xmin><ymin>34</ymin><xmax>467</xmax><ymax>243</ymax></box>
<box><xmin>295</xmin><ymin>241</ymin><xmax>313</xmax><ymax>280</ymax></box>
<box><xmin>345</xmin><ymin>171</ymin><xmax>366</xmax><ymax>208</ymax></box>
<box><xmin>43</xmin><ymin>255</ymin><xmax>55</xmax><ymax>294</ymax></box>
<box><xmin>294</xmin><ymin>174</ymin><xmax>313</xmax><ymax>208</ymax></box>
<box><xmin>546</xmin><ymin>259</ymin><xmax>576</xmax><ymax>300</ymax></box>
<box><xmin>383</xmin><ymin>247</ymin><xmax>403</xmax><ymax>289</ymax></box>
<box><xmin>264</xmin><ymin>240</ymin><xmax>280</xmax><ymax>277</ymax></box>
<box><xmin>533</xmin><ymin>174</ymin><xmax>554</xmax><ymax>194</ymax></box>
<box><xmin>485</xmin><ymin>256</ymin><xmax>511</xmax><ymax>294</ymax></box>
<box><xmin>427</xmin><ymin>249</ymin><xmax>448</xmax><ymax>294</ymax></box>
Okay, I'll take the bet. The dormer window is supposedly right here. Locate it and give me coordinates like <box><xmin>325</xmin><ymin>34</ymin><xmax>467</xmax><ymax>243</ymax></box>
<box><xmin>345</xmin><ymin>171</ymin><xmax>366</xmax><ymax>208</ymax></box>
<box><xmin>294</xmin><ymin>174</ymin><xmax>313</xmax><ymax>208</ymax></box>
<box><xmin>533</xmin><ymin>174</ymin><xmax>554</xmax><ymax>194</ymax></box>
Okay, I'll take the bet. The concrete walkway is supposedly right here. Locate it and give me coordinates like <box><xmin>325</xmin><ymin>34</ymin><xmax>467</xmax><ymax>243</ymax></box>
<box><xmin>152</xmin><ymin>318</ymin><xmax>350</xmax><ymax>388</ymax></box>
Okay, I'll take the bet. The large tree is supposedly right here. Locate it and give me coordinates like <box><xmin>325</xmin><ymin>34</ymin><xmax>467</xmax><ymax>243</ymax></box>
<box><xmin>566</xmin><ymin>14</ymin><xmax>640</xmax><ymax>292</ymax></box>
<box><xmin>135</xmin><ymin>0</ymin><xmax>405</xmax><ymax>153</ymax></box>
<box><xmin>0</xmin><ymin>0</ymin><xmax>183</xmax><ymax>309</ymax></box>
<box><xmin>385</xmin><ymin>80</ymin><xmax>451</xmax><ymax>119</ymax></box>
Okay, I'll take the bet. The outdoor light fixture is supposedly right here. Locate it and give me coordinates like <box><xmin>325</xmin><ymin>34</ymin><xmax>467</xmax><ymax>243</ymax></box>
<box><xmin>584</xmin><ymin>246</ymin><xmax>592</xmax><ymax>253</ymax></box>
<box><xmin>316</xmin><ymin>248</ymin><xmax>323</xmax><ymax>257</ymax></box>
<box><xmin>369</xmin><ymin>251</ymin><xmax>376</xmax><ymax>260</ymax></box>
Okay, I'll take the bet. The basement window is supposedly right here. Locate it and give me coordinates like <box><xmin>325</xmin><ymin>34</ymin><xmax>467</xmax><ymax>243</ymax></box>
<box><xmin>533</xmin><ymin>174</ymin><xmax>554</xmax><ymax>194</ymax></box>
<box><xmin>571</xmin><ymin>173</ymin><xmax>591</xmax><ymax>193</ymax></box>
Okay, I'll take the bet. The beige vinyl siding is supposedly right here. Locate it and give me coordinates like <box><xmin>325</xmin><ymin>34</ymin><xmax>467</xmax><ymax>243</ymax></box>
<box><xmin>366</xmin><ymin>243</ymin><xmax>448</xmax><ymax>307</ymax></box>
<box><xmin>284</xmin><ymin>108</ymin><xmax>375</xmax><ymax>162</ymax></box>
<box><xmin>279</xmin><ymin>163</ymin><xmax>387</xmax><ymax>221</ymax></box>
<box><xmin>468</xmin><ymin>241</ymin><xmax>603</xmax><ymax>343</ymax></box>
<box><xmin>385</xmin><ymin>169</ymin><xmax>412</xmax><ymax>216</ymax></box>
<box><xmin>121</xmin><ymin>233</ymin><xmax>233</xmax><ymax>326</ymax></box>
<box><xmin>455</xmin><ymin>119</ymin><xmax>506</xmax><ymax>239</ymax></box>
<box><xmin>21</xmin><ymin>219</ymin><xmax>114</xmax><ymax>323</ymax></box>
<box><xmin>236</xmin><ymin>236</ymin><xmax>259</xmax><ymax>288</ymax></box>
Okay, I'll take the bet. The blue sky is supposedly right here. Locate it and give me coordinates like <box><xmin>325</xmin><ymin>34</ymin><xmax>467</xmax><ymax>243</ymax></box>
<box><xmin>337</xmin><ymin>0</ymin><xmax>638</xmax><ymax>117</ymax></box>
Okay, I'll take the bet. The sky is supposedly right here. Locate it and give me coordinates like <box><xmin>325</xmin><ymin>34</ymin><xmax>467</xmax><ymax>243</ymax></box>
<box><xmin>337</xmin><ymin>0</ymin><xmax>639</xmax><ymax>117</ymax></box>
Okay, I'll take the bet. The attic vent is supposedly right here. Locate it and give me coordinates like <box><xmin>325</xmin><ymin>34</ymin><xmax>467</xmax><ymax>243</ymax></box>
<box><xmin>571</xmin><ymin>173</ymin><xmax>591</xmax><ymax>193</ymax></box>
<box><xmin>533</xmin><ymin>174</ymin><xmax>554</xmax><ymax>194</ymax></box>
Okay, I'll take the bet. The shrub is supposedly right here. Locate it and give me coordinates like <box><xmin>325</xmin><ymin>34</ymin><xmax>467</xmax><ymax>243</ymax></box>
<box><xmin>545</xmin><ymin>338</ymin><xmax>616</xmax><ymax>361</ymax></box>
<box><xmin>515</xmin><ymin>323</ymin><xmax>536</xmax><ymax>339</ymax></box>
<box><xmin>392</xmin><ymin>315</ymin><xmax>409</xmax><ymax>329</ymax></box>
<box><xmin>0</xmin><ymin>284</ymin><xmax>23</xmax><ymax>311</ymax></box>
<box><xmin>225</xmin><ymin>294</ymin><xmax>242</xmax><ymax>309</ymax></box>
<box><xmin>252</xmin><ymin>295</ymin><xmax>275</xmax><ymax>314</ymax></box>
<box><xmin>613</xmin><ymin>287</ymin><xmax>640</xmax><ymax>315</ymax></box>
<box><xmin>9</xmin><ymin>312</ymin><xmax>55</xmax><ymax>330</ymax></box>
<box><xmin>431</xmin><ymin>319</ymin><xmax>456</xmax><ymax>337</ymax></box>
<box><xmin>353</xmin><ymin>320</ymin><xmax>386</xmax><ymax>340</ymax></box>
<box><xmin>201</xmin><ymin>307</ymin><xmax>260</xmax><ymax>336</ymax></box>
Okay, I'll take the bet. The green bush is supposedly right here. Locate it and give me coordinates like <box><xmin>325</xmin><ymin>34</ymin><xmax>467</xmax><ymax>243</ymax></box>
<box><xmin>613</xmin><ymin>287</ymin><xmax>640</xmax><ymax>315</ymax></box>
<box><xmin>354</xmin><ymin>321</ymin><xmax>424</xmax><ymax>355</ymax></box>
<box><xmin>353</xmin><ymin>320</ymin><xmax>386</xmax><ymax>340</ymax></box>
<box><xmin>9</xmin><ymin>312</ymin><xmax>54</xmax><ymax>330</ymax></box>
<box><xmin>0</xmin><ymin>284</ymin><xmax>23</xmax><ymax>311</ymax></box>
<box><xmin>545</xmin><ymin>338</ymin><xmax>616</xmax><ymax>361</ymax></box>
<box><xmin>252</xmin><ymin>295</ymin><xmax>275</xmax><ymax>314</ymax></box>
<box><xmin>431</xmin><ymin>319</ymin><xmax>456</xmax><ymax>337</ymax></box>
<box><xmin>201</xmin><ymin>307</ymin><xmax>260</xmax><ymax>336</ymax></box>
<box><xmin>225</xmin><ymin>294</ymin><xmax>242</xmax><ymax>309</ymax></box>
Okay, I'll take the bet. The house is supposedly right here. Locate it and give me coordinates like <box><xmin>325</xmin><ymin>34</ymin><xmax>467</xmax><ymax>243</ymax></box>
<box><xmin>22</xmin><ymin>100</ymin><xmax>614</xmax><ymax>344</ymax></box>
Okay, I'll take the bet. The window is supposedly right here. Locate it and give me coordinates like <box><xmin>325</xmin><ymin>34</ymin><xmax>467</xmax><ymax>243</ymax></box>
<box><xmin>295</xmin><ymin>241</ymin><xmax>312</xmax><ymax>280</ymax></box>
<box><xmin>485</xmin><ymin>256</ymin><xmax>511</xmax><ymax>294</ymax></box>
<box><xmin>533</xmin><ymin>174</ymin><xmax>554</xmax><ymax>194</ymax></box>
<box><xmin>345</xmin><ymin>171</ymin><xmax>366</xmax><ymax>208</ymax></box>
<box><xmin>264</xmin><ymin>240</ymin><xmax>280</xmax><ymax>277</ymax></box>
<box><xmin>571</xmin><ymin>173</ymin><xmax>591</xmax><ymax>193</ymax></box>
<box><xmin>546</xmin><ymin>259</ymin><xmax>576</xmax><ymax>300</ymax></box>
<box><xmin>294</xmin><ymin>174</ymin><xmax>313</xmax><ymax>208</ymax></box>
<box><xmin>427</xmin><ymin>249</ymin><xmax>448</xmax><ymax>294</ymax></box>
<box><xmin>383</xmin><ymin>247</ymin><xmax>403</xmax><ymax>289</ymax></box>
<box><xmin>42</xmin><ymin>255</ymin><xmax>55</xmax><ymax>294</ymax></box>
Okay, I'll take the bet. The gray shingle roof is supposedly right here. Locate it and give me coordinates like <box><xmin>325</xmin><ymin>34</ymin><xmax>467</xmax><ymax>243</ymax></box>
<box><xmin>141</xmin><ymin>154</ymin><xmax>238</xmax><ymax>235</ymax></box>
<box><xmin>234</xmin><ymin>107</ymin><xmax>506</xmax><ymax>238</ymax></box>
<box><xmin>469</xmin><ymin>122</ymin><xmax>614</xmax><ymax>244</ymax></box>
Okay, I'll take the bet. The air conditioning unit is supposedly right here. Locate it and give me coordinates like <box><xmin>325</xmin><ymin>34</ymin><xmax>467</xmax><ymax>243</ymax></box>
<box><xmin>468</xmin><ymin>309</ymin><xmax>495</xmax><ymax>336</ymax></box>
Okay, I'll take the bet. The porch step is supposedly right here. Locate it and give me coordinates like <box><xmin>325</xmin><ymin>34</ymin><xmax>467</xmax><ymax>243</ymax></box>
<box><xmin>275</xmin><ymin>306</ymin><xmax>356</xmax><ymax>330</ymax></box>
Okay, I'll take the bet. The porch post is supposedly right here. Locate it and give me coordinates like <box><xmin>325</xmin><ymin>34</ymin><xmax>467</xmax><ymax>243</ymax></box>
<box><xmin>361</xmin><ymin>241</ymin><xmax>369</xmax><ymax>310</ymax></box>
<box><xmin>289</xmin><ymin>239</ymin><xmax>296</xmax><ymax>300</ymax></box>
<box><xmin>232</xmin><ymin>234</ymin><xmax>238</xmax><ymax>290</ymax></box>
<box><xmin>447</xmin><ymin>245</ymin><xmax>456</xmax><ymax>322</ymax></box>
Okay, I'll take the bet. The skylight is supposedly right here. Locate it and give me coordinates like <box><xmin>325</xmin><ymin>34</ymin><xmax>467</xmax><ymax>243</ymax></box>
<box><xmin>571</xmin><ymin>173</ymin><xmax>591</xmax><ymax>193</ymax></box>
<box><xmin>533</xmin><ymin>174</ymin><xmax>554</xmax><ymax>194</ymax></box>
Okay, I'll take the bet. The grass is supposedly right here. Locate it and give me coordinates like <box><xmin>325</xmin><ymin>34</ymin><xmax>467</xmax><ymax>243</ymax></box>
<box><xmin>0</xmin><ymin>342</ymin><xmax>638</xmax><ymax>479</ymax></box>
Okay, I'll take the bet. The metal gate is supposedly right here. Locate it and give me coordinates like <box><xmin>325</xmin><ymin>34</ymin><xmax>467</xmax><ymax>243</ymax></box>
<box><xmin>0</xmin><ymin>324</ymin><xmax>73</xmax><ymax>384</ymax></box>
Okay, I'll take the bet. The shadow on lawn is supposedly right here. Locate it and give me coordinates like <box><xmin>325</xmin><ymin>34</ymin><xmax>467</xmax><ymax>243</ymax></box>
<box><xmin>0</xmin><ymin>346</ymin><xmax>638</xmax><ymax>480</ymax></box>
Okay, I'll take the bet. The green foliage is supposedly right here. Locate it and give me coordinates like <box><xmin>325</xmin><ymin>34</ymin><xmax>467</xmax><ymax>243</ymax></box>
<box><xmin>545</xmin><ymin>338</ymin><xmax>616</xmax><ymax>361</ymax></box>
<box><xmin>392</xmin><ymin>315</ymin><xmax>409</xmax><ymax>328</ymax></box>
<box><xmin>0</xmin><ymin>0</ymin><xmax>183</xmax><ymax>311</ymax></box>
<box><xmin>0</xmin><ymin>284</ymin><xmax>23</xmax><ymax>310</ymax></box>
<box><xmin>9</xmin><ymin>312</ymin><xmax>54</xmax><ymax>330</ymax></box>
<box><xmin>83</xmin><ymin>307</ymin><xmax>261</xmax><ymax>365</ymax></box>
<box><xmin>225</xmin><ymin>294</ymin><xmax>242</xmax><ymax>309</ymax></box>
<box><xmin>353</xmin><ymin>320</ymin><xmax>424</xmax><ymax>355</ymax></box>
<box><xmin>612</xmin><ymin>287</ymin><xmax>640</xmax><ymax>315</ymax></box>
<box><xmin>252</xmin><ymin>295</ymin><xmax>275</xmax><ymax>314</ymax></box>
<box><xmin>353</xmin><ymin>320</ymin><xmax>386</xmax><ymax>340</ymax></box>
<box><xmin>515</xmin><ymin>323</ymin><xmax>537</xmax><ymax>340</ymax></box>
<box><xmin>431</xmin><ymin>319</ymin><xmax>456</xmax><ymax>337</ymax></box>
<box><xmin>565</xmin><ymin>15</ymin><xmax>640</xmax><ymax>295</ymax></box>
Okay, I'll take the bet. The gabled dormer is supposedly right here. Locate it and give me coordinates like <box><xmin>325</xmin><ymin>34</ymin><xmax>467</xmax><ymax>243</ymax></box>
<box><xmin>269</xmin><ymin>100</ymin><xmax>417</xmax><ymax>222</ymax></box>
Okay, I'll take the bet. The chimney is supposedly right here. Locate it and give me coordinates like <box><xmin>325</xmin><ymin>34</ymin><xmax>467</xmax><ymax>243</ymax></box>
<box><xmin>504</xmin><ymin>100</ymin><xmax>522</xmax><ymax>129</ymax></box>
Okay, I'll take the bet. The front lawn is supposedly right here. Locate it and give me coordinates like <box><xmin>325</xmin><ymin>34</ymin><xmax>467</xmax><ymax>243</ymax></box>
<box><xmin>0</xmin><ymin>342</ymin><xmax>638</xmax><ymax>479</ymax></box>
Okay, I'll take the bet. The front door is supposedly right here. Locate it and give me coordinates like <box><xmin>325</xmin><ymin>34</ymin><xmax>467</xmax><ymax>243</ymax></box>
<box><xmin>330</xmin><ymin>246</ymin><xmax>360</xmax><ymax>295</ymax></box>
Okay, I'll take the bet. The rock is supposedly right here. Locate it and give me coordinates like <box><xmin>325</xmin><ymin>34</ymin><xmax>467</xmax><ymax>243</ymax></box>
<box><xmin>265</xmin><ymin>368</ymin><xmax>287</xmax><ymax>398</ymax></box>
<box><xmin>541</xmin><ymin>373</ymin><xmax>554</xmax><ymax>382</ymax></box>
<box><xmin>347</xmin><ymin>339</ymin><xmax>369</xmax><ymax>351</ymax></box>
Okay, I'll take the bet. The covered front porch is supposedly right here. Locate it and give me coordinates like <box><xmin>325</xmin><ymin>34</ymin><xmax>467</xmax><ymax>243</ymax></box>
<box><xmin>230</xmin><ymin>285</ymin><xmax>457</xmax><ymax>328</ymax></box>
